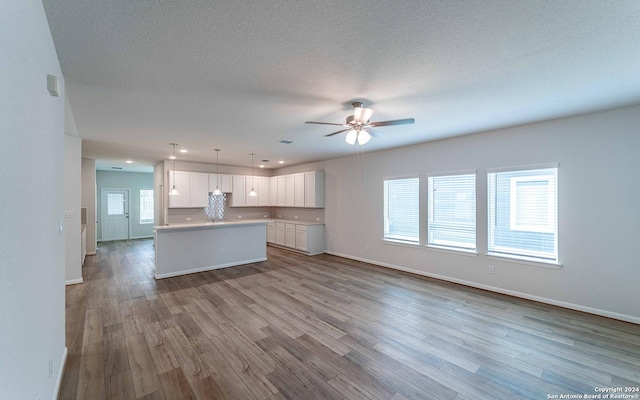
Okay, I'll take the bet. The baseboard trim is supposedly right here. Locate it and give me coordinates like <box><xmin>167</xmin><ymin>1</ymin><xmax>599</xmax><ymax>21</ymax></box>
<box><xmin>86</xmin><ymin>251</ymin><xmax>96</xmax><ymax>256</ymax></box>
<box><xmin>65</xmin><ymin>278</ymin><xmax>83</xmax><ymax>286</ymax></box>
<box><xmin>155</xmin><ymin>257</ymin><xmax>268</xmax><ymax>280</ymax></box>
<box><xmin>53</xmin><ymin>347</ymin><xmax>67</xmax><ymax>400</ymax></box>
<box><xmin>325</xmin><ymin>251</ymin><xmax>640</xmax><ymax>325</ymax></box>
<box><xmin>130</xmin><ymin>235</ymin><xmax>153</xmax><ymax>240</ymax></box>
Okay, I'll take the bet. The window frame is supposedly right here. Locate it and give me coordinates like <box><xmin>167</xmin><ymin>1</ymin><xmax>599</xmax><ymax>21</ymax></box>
<box><xmin>382</xmin><ymin>175</ymin><xmax>420</xmax><ymax>246</ymax></box>
<box><xmin>487</xmin><ymin>163</ymin><xmax>559</xmax><ymax>266</ymax></box>
<box><xmin>426</xmin><ymin>170</ymin><xmax>477</xmax><ymax>254</ymax></box>
<box><xmin>139</xmin><ymin>189</ymin><xmax>155</xmax><ymax>225</ymax></box>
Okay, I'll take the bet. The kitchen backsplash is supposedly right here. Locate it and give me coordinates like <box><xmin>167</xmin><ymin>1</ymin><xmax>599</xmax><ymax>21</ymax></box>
<box><xmin>167</xmin><ymin>202</ymin><xmax>325</xmax><ymax>224</ymax></box>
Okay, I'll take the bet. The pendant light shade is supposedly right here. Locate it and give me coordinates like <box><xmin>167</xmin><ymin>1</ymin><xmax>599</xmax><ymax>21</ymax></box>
<box><xmin>169</xmin><ymin>143</ymin><xmax>180</xmax><ymax>196</ymax></box>
<box><xmin>248</xmin><ymin>153</ymin><xmax>257</xmax><ymax>197</ymax></box>
<box><xmin>357</xmin><ymin>130</ymin><xmax>371</xmax><ymax>145</ymax></box>
<box><xmin>345</xmin><ymin>129</ymin><xmax>358</xmax><ymax>145</ymax></box>
<box><xmin>353</xmin><ymin>106</ymin><xmax>374</xmax><ymax>123</ymax></box>
<box><xmin>213</xmin><ymin>148</ymin><xmax>222</xmax><ymax>195</ymax></box>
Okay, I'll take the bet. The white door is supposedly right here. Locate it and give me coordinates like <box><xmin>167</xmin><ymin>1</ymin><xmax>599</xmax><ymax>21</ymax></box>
<box><xmin>102</xmin><ymin>189</ymin><xmax>130</xmax><ymax>241</ymax></box>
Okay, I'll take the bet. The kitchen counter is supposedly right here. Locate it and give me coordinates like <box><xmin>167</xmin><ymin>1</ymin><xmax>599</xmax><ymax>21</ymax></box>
<box><xmin>154</xmin><ymin>220</ymin><xmax>268</xmax><ymax>279</ymax></box>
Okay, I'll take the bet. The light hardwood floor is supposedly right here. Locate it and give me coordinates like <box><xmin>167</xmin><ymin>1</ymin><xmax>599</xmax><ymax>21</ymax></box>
<box><xmin>60</xmin><ymin>239</ymin><xmax>640</xmax><ymax>399</ymax></box>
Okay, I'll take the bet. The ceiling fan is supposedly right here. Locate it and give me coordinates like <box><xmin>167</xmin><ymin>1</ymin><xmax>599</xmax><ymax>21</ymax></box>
<box><xmin>306</xmin><ymin>102</ymin><xmax>415</xmax><ymax>145</ymax></box>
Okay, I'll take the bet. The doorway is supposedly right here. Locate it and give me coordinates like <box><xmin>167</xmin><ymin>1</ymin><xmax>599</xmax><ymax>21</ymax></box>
<box><xmin>101</xmin><ymin>188</ymin><xmax>130</xmax><ymax>241</ymax></box>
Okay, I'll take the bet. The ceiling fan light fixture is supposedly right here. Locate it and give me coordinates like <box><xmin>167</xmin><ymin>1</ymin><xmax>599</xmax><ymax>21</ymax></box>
<box><xmin>357</xmin><ymin>130</ymin><xmax>371</xmax><ymax>145</ymax></box>
<box><xmin>353</xmin><ymin>106</ymin><xmax>374</xmax><ymax>123</ymax></box>
<box><xmin>345</xmin><ymin>130</ymin><xmax>358</xmax><ymax>145</ymax></box>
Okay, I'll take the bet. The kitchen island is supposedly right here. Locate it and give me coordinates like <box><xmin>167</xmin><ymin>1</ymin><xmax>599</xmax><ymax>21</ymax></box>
<box><xmin>154</xmin><ymin>220</ymin><xmax>269</xmax><ymax>279</ymax></box>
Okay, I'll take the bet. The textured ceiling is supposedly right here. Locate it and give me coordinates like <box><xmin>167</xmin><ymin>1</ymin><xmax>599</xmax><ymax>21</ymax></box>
<box><xmin>43</xmin><ymin>0</ymin><xmax>640</xmax><ymax>170</ymax></box>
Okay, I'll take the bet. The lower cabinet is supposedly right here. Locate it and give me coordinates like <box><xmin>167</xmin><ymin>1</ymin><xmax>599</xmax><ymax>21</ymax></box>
<box><xmin>267</xmin><ymin>222</ymin><xmax>276</xmax><ymax>244</ymax></box>
<box><xmin>268</xmin><ymin>221</ymin><xmax>324</xmax><ymax>255</ymax></box>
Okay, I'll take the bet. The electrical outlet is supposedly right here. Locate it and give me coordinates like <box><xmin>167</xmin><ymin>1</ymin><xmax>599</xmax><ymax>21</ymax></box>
<box><xmin>294</xmin><ymin>216</ymin><xmax>298</xmax><ymax>219</ymax></box>
<box><xmin>48</xmin><ymin>357</ymin><xmax>53</xmax><ymax>378</ymax></box>
<box><xmin>64</xmin><ymin>210</ymin><xmax>75</xmax><ymax>218</ymax></box>
<box><xmin>489</xmin><ymin>265</ymin><xmax>495</xmax><ymax>274</ymax></box>
<box><xmin>316</xmin><ymin>217</ymin><xmax>320</xmax><ymax>221</ymax></box>
<box><xmin>186</xmin><ymin>217</ymin><xmax>191</xmax><ymax>221</ymax></box>
<box><xmin>278</xmin><ymin>215</ymin><xmax>281</xmax><ymax>218</ymax></box>
<box><xmin>238</xmin><ymin>215</ymin><xmax>242</xmax><ymax>218</ymax></box>
<box><xmin>263</xmin><ymin>214</ymin><xmax>267</xmax><ymax>218</ymax></box>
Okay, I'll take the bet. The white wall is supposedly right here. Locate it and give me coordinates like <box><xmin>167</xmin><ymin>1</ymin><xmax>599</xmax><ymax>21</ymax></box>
<box><xmin>64</xmin><ymin>134</ymin><xmax>82</xmax><ymax>284</ymax></box>
<box><xmin>278</xmin><ymin>105</ymin><xmax>640</xmax><ymax>323</ymax></box>
<box><xmin>82</xmin><ymin>157</ymin><xmax>97</xmax><ymax>254</ymax></box>
<box><xmin>0</xmin><ymin>0</ymin><xmax>67</xmax><ymax>399</ymax></box>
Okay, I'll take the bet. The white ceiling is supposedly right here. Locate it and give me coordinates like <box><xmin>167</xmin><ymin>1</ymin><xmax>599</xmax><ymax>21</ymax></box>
<box><xmin>43</xmin><ymin>0</ymin><xmax>640</xmax><ymax>170</ymax></box>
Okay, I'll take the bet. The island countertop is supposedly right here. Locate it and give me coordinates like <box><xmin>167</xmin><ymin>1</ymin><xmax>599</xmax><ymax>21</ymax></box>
<box><xmin>154</xmin><ymin>219</ymin><xmax>269</xmax><ymax>232</ymax></box>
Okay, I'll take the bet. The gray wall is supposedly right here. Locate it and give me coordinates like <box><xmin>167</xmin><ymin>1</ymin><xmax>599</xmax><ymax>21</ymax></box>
<box><xmin>0</xmin><ymin>0</ymin><xmax>67</xmax><ymax>398</ymax></box>
<box><xmin>97</xmin><ymin>171</ymin><xmax>155</xmax><ymax>240</ymax></box>
<box><xmin>277</xmin><ymin>104</ymin><xmax>640</xmax><ymax>323</ymax></box>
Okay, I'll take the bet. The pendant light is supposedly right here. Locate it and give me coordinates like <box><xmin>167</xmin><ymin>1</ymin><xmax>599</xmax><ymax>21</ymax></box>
<box><xmin>213</xmin><ymin>148</ymin><xmax>222</xmax><ymax>195</ymax></box>
<box><xmin>168</xmin><ymin>143</ymin><xmax>180</xmax><ymax>196</ymax></box>
<box><xmin>248</xmin><ymin>153</ymin><xmax>257</xmax><ymax>197</ymax></box>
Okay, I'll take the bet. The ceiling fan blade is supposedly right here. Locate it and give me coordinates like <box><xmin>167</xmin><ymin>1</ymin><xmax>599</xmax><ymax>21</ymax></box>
<box><xmin>369</xmin><ymin>118</ymin><xmax>415</xmax><ymax>127</ymax></box>
<box><xmin>305</xmin><ymin>121</ymin><xmax>345</xmax><ymax>126</ymax></box>
<box><xmin>324</xmin><ymin>128</ymin><xmax>351</xmax><ymax>137</ymax></box>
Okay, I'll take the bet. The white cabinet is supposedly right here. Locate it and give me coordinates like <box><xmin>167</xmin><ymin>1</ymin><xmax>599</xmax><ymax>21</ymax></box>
<box><xmin>277</xmin><ymin>176</ymin><xmax>286</xmax><ymax>206</ymax></box>
<box><xmin>168</xmin><ymin>171</ymin><xmax>191</xmax><ymax>208</ymax></box>
<box><xmin>304</xmin><ymin>171</ymin><xmax>325</xmax><ymax>208</ymax></box>
<box><xmin>245</xmin><ymin>176</ymin><xmax>258</xmax><ymax>206</ymax></box>
<box><xmin>230</xmin><ymin>175</ymin><xmax>246</xmax><ymax>207</ymax></box>
<box><xmin>275</xmin><ymin>222</ymin><xmax>285</xmax><ymax>246</ymax></box>
<box><xmin>258</xmin><ymin>176</ymin><xmax>270</xmax><ymax>206</ymax></box>
<box><xmin>189</xmin><ymin>172</ymin><xmax>210</xmax><ymax>208</ymax></box>
<box><xmin>269</xmin><ymin>177</ymin><xmax>278</xmax><ymax>206</ymax></box>
<box><xmin>268</xmin><ymin>221</ymin><xmax>324</xmax><ymax>255</ymax></box>
<box><xmin>294</xmin><ymin>173</ymin><xmax>305</xmax><ymax>207</ymax></box>
<box><xmin>285</xmin><ymin>223</ymin><xmax>296</xmax><ymax>248</ymax></box>
<box><xmin>285</xmin><ymin>175</ymin><xmax>295</xmax><ymax>206</ymax></box>
<box><xmin>208</xmin><ymin>173</ymin><xmax>232</xmax><ymax>193</ymax></box>
<box><xmin>267</xmin><ymin>222</ymin><xmax>275</xmax><ymax>244</ymax></box>
<box><xmin>295</xmin><ymin>225</ymin><xmax>308</xmax><ymax>252</ymax></box>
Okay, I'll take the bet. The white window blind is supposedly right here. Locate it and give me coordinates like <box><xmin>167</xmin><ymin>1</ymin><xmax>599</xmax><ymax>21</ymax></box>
<box><xmin>488</xmin><ymin>167</ymin><xmax>558</xmax><ymax>262</ymax></box>
<box><xmin>383</xmin><ymin>177</ymin><xmax>419</xmax><ymax>243</ymax></box>
<box><xmin>427</xmin><ymin>173</ymin><xmax>476</xmax><ymax>251</ymax></box>
<box><xmin>139</xmin><ymin>190</ymin><xmax>154</xmax><ymax>224</ymax></box>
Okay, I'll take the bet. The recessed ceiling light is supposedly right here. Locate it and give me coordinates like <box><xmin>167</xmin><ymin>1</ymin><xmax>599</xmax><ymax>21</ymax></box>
<box><xmin>259</xmin><ymin>165</ymin><xmax>265</xmax><ymax>168</ymax></box>
<box><xmin>169</xmin><ymin>155</ymin><xmax>176</xmax><ymax>159</ymax></box>
<box><xmin>179</xmin><ymin>149</ymin><xmax>188</xmax><ymax>153</ymax></box>
<box><xmin>278</xmin><ymin>160</ymin><xmax>284</xmax><ymax>164</ymax></box>
<box><xmin>125</xmin><ymin>160</ymin><xmax>133</xmax><ymax>164</ymax></box>
<box><xmin>279</xmin><ymin>139</ymin><xmax>295</xmax><ymax>144</ymax></box>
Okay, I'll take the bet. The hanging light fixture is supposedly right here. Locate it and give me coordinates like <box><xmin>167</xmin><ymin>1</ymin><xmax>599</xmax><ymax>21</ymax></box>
<box><xmin>168</xmin><ymin>143</ymin><xmax>180</xmax><ymax>196</ymax></box>
<box><xmin>213</xmin><ymin>148</ymin><xmax>222</xmax><ymax>195</ymax></box>
<box><xmin>345</xmin><ymin>127</ymin><xmax>371</xmax><ymax>145</ymax></box>
<box><xmin>248</xmin><ymin>153</ymin><xmax>257</xmax><ymax>197</ymax></box>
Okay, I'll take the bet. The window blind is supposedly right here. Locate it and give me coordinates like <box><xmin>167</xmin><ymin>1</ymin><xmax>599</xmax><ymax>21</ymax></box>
<box><xmin>383</xmin><ymin>177</ymin><xmax>419</xmax><ymax>243</ymax></box>
<box><xmin>488</xmin><ymin>167</ymin><xmax>558</xmax><ymax>262</ymax></box>
<box><xmin>427</xmin><ymin>173</ymin><xmax>476</xmax><ymax>251</ymax></box>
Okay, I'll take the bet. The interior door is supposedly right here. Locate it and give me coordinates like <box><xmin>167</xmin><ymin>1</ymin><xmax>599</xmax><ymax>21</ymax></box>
<box><xmin>102</xmin><ymin>189</ymin><xmax>130</xmax><ymax>241</ymax></box>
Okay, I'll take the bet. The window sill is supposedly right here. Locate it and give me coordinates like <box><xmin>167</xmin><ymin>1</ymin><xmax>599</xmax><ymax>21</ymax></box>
<box><xmin>426</xmin><ymin>245</ymin><xmax>478</xmax><ymax>257</ymax></box>
<box><xmin>382</xmin><ymin>239</ymin><xmax>421</xmax><ymax>248</ymax></box>
<box><xmin>486</xmin><ymin>253</ymin><xmax>561</xmax><ymax>269</ymax></box>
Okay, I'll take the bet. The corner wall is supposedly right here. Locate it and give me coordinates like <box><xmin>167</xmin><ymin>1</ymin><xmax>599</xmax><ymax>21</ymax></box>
<box><xmin>64</xmin><ymin>134</ymin><xmax>82</xmax><ymax>284</ymax></box>
<box><xmin>278</xmin><ymin>105</ymin><xmax>640</xmax><ymax>323</ymax></box>
<box><xmin>0</xmin><ymin>0</ymin><xmax>67</xmax><ymax>398</ymax></box>
<box><xmin>81</xmin><ymin>157</ymin><xmax>97</xmax><ymax>254</ymax></box>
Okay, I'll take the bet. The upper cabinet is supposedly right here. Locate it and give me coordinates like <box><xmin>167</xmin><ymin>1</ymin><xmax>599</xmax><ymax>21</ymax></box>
<box><xmin>230</xmin><ymin>175</ymin><xmax>246</xmax><ymax>207</ymax></box>
<box><xmin>269</xmin><ymin>177</ymin><xmax>278</xmax><ymax>206</ymax></box>
<box><xmin>294</xmin><ymin>173</ymin><xmax>305</xmax><ymax>207</ymax></box>
<box><xmin>168</xmin><ymin>171</ymin><xmax>191</xmax><ymax>208</ymax></box>
<box><xmin>230</xmin><ymin>175</ymin><xmax>270</xmax><ymax>207</ymax></box>
<box><xmin>304</xmin><ymin>171</ymin><xmax>325</xmax><ymax>208</ymax></box>
<box><xmin>208</xmin><ymin>173</ymin><xmax>232</xmax><ymax>193</ymax></box>
<box><xmin>189</xmin><ymin>172</ymin><xmax>210</xmax><ymax>208</ymax></box>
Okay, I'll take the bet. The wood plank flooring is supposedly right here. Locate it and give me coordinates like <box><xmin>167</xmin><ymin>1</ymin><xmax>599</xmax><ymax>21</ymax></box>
<box><xmin>60</xmin><ymin>239</ymin><xmax>640</xmax><ymax>399</ymax></box>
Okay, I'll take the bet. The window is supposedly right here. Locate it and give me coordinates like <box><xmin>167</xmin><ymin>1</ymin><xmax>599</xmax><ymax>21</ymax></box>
<box><xmin>427</xmin><ymin>173</ymin><xmax>476</xmax><ymax>251</ymax></box>
<box><xmin>383</xmin><ymin>177</ymin><xmax>419</xmax><ymax>244</ymax></box>
<box><xmin>488</xmin><ymin>166</ymin><xmax>558</xmax><ymax>263</ymax></box>
<box><xmin>140</xmin><ymin>190</ymin><xmax>154</xmax><ymax>224</ymax></box>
